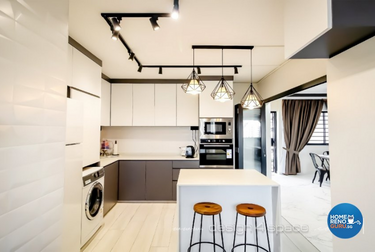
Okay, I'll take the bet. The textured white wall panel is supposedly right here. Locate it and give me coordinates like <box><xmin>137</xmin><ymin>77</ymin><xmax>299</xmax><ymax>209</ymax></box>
<box><xmin>0</xmin><ymin>0</ymin><xmax>69</xmax><ymax>251</ymax></box>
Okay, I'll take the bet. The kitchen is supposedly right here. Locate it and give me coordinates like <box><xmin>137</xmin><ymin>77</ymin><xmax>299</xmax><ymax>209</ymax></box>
<box><xmin>1</xmin><ymin>0</ymin><xmax>375</xmax><ymax>252</ymax></box>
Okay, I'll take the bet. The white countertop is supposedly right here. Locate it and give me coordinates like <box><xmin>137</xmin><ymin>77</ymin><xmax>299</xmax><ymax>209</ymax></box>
<box><xmin>100</xmin><ymin>153</ymin><xmax>199</xmax><ymax>167</ymax></box>
<box><xmin>178</xmin><ymin>169</ymin><xmax>279</xmax><ymax>186</ymax></box>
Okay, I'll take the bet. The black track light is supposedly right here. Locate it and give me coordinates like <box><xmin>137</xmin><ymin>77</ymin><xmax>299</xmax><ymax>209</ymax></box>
<box><xmin>111</xmin><ymin>17</ymin><xmax>121</xmax><ymax>31</ymax></box>
<box><xmin>128</xmin><ymin>52</ymin><xmax>135</xmax><ymax>61</ymax></box>
<box><xmin>111</xmin><ymin>30</ymin><xmax>120</xmax><ymax>40</ymax></box>
<box><xmin>172</xmin><ymin>0</ymin><xmax>179</xmax><ymax>19</ymax></box>
<box><xmin>138</xmin><ymin>65</ymin><xmax>143</xmax><ymax>73</ymax></box>
<box><xmin>158</xmin><ymin>67</ymin><xmax>162</xmax><ymax>75</ymax></box>
<box><xmin>149</xmin><ymin>16</ymin><xmax>160</xmax><ymax>31</ymax></box>
<box><xmin>197</xmin><ymin>67</ymin><xmax>201</xmax><ymax>74</ymax></box>
<box><xmin>234</xmin><ymin>67</ymin><xmax>238</xmax><ymax>74</ymax></box>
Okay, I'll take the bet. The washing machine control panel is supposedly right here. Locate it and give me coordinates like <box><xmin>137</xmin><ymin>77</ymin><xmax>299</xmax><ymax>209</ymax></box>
<box><xmin>82</xmin><ymin>168</ymin><xmax>104</xmax><ymax>186</ymax></box>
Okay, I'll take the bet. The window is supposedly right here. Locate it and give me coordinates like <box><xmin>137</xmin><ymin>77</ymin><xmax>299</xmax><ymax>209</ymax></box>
<box><xmin>308</xmin><ymin>111</ymin><xmax>329</xmax><ymax>145</ymax></box>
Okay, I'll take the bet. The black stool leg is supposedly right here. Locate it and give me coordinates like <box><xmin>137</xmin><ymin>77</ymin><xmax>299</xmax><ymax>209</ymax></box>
<box><xmin>199</xmin><ymin>214</ymin><xmax>203</xmax><ymax>252</ymax></box>
<box><xmin>219</xmin><ymin>213</ymin><xmax>225</xmax><ymax>249</ymax></box>
<box><xmin>255</xmin><ymin>217</ymin><xmax>259</xmax><ymax>252</ymax></box>
<box><xmin>189</xmin><ymin>212</ymin><xmax>196</xmax><ymax>251</ymax></box>
<box><xmin>264</xmin><ymin>216</ymin><xmax>271</xmax><ymax>252</ymax></box>
<box><xmin>232</xmin><ymin>213</ymin><xmax>238</xmax><ymax>251</ymax></box>
<box><xmin>244</xmin><ymin>216</ymin><xmax>247</xmax><ymax>252</ymax></box>
<box><xmin>212</xmin><ymin>215</ymin><xmax>216</xmax><ymax>252</ymax></box>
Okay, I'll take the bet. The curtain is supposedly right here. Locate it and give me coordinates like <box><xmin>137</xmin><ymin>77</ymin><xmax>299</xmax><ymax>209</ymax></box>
<box><xmin>282</xmin><ymin>100</ymin><xmax>324</xmax><ymax>175</ymax></box>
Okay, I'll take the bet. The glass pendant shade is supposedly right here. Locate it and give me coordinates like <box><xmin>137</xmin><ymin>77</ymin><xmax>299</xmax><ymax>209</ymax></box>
<box><xmin>211</xmin><ymin>77</ymin><xmax>235</xmax><ymax>102</ymax></box>
<box><xmin>182</xmin><ymin>69</ymin><xmax>206</xmax><ymax>94</ymax></box>
<box><xmin>241</xmin><ymin>84</ymin><xmax>263</xmax><ymax>109</ymax></box>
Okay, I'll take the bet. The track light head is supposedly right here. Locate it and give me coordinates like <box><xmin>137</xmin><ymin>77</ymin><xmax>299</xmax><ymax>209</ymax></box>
<box><xmin>111</xmin><ymin>30</ymin><xmax>120</xmax><ymax>40</ymax></box>
<box><xmin>234</xmin><ymin>67</ymin><xmax>238</xmax><ymax>74</ymax></box>
<box><xmin>138</xmin><ymin>65</ymin><xmax>143</xmax><ymax>73</ymax></box>
<box><xmin>158</xmin><ymin>67</ymin><xmax>163</xmax><ymax>75</ymax></box>
<box><xmin>197</xmin><ymin>67</ymin><xmax>201</xmax><ymax>75</ymax></box>
<box><xmin>171</xmin><ymin>1</ymin><xmax>179</xmax><ymax>19</ymax></box>
<box><xmin>111</xmin><ymin>17</ymin><xmax>121</xmax><ymax>31</ymax></box>
<box><xmin>128</xmin><ymin>52</ymin><xmax>135</xmax><ymax>61</ymax></box>
<box><xmin>149</xmin><ymin>16</ymin><xmax>160</xmax><ymax>31</ymax></box>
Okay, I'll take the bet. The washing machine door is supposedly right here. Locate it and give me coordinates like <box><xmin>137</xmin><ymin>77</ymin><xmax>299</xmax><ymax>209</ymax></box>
<box><xmin>85</xmin><ymin>181</ymin><xmax>103</xmax><ymax>220</ymax></box>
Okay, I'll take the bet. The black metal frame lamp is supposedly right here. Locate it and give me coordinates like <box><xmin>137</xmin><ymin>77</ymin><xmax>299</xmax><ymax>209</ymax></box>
<box><xmin>211</xmin><ymin>49</ymin><xmax>235</xmax><ymax>102</ymax></box>
<box><xmin>182</xmin><ymin>49</ymin><xmax>206</xmax><ymax>94</ymax></box>
<box><xmin>240</xmin><ymin>48</ymin><xmax>263</xmax><ymax>109</ymax></box>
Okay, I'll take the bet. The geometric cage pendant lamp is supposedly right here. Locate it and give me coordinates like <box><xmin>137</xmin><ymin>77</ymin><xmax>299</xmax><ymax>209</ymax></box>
<box><xmin>240</xmin><ymin>48</ymin><xmax>263</xmax><ymax>109</ymax></box>
<box><xmin>211</xmin><ymin>49</ymin><xmax>235</xmax><ymax>102</ymax></box>
<box><xmin>182</xmin><ymin>49</ymin><xmax>206</xmax><ymax>95</ymax></box>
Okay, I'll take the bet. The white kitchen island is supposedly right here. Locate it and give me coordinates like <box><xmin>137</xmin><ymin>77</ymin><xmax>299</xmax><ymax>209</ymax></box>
<box><xmin>177</xmin><ymin>169</ymin><xmax>280</xmax><ymax>252</ymax></box>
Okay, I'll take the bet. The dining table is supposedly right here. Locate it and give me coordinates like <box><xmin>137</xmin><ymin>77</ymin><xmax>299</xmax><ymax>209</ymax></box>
<box><xmin>317</xmin><ymin>154</ymin><xmax>330</xmax><ymax>169</ymax></box>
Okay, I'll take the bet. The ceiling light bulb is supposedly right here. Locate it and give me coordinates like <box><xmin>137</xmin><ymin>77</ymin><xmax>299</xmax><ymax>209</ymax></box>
<box><xmin>172</xmin><ymin>1</ymin><xmax>179</xmax><ymax>19</ymax></box>
<box><xmin>158</xmin><ymin>67</ymin><xmax>162</xmax><ymax>74</ymax></box>
<box><xmin>234</xmin><ymin>67</ymin><xmax>238</xmax><ymax>74</ymax></box>
<box><xmin>111</xmin><ymin>17</ymin><xmax>121</xmax><ymax>31</ymax></box>
<box><xmin>241</xmin><ymin>85</ymin><xmax>263</xmax><ymax>109</ymax></box>
<box><xmin>211</xmin><ymin>78</ymin><xmax>235</xmax><ymax>102</ymax></box>
<box><xmin>182</xmin><ymin>69</ymin><xmax>206</xmax><ymax>95</ymax></box>
<box><xmin>111</xmin><ymin>30</ymin><xmax>120</xmax><ymax>40</ymax></box>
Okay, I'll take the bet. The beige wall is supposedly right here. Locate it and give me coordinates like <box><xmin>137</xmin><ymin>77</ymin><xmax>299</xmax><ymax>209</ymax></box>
<box><xmin>257</xmin><ymin>59</ymin><xmax>328</xmax><ymax>99</ymax></box>
<box><xmin>327</xmin><ymin>36</ymin><xmax>375</xmax><ymax>251</ymax></box>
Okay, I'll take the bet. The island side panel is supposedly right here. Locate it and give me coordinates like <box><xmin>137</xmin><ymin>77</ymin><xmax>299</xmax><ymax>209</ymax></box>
<box><xmin>178</xmin><ymin>185</ymin><xmax>280</xmax><ymax>252</ymax></box>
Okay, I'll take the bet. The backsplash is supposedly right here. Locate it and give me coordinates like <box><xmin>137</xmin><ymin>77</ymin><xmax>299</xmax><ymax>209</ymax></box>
<box><xmin>101</xmin><ymin>126</ymin><xmax>195</xmax><ymax>155</ymax></box>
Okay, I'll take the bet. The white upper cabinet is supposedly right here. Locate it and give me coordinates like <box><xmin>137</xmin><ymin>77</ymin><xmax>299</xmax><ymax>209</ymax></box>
<box><xmin>71</xmin><ymin>47</ymin><xmax>101</xmax><ymax>97</ymax></box>
<box><xmin>101</xmin><ymin>79</ymin><xmax>111</xmax><ymax>126</ymax></box>
<box><xmin>111</xmin><ymin>84</ymin><xmax>132</xmax><ymax>126</ymax></box>
<box><xmin>133</xmin><ymin>84</ymin><xmax>155</xmax><ymax>126</ymax></box>
<box><xmin>177</xmin><ymin>85</ymin><xmax>199</xmax><ymax>126</ymax></box>
<box><xmin>199</xmin><ymin>80</ymin><xmax>234</xmax><ymax>118</ymax></box>
<box><xmin>155</xmin><ymin>84</ymin><xmax>177</xmax><ymax>126</ymax></box>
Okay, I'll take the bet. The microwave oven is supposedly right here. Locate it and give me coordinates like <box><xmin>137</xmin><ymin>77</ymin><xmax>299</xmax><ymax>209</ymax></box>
<box><xmin>199</xmin><ymin>118</ymin><xmax>233</xmax><ymax>140</ymax></box>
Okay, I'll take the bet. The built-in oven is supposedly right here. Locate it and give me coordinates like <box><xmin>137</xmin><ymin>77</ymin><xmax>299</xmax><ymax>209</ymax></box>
<box><xmin>199</xmin><ymin>118</ymin><xmax>233</xmax><ymax>140</ymax></box>
<box><xmin>199</xmin><ymin>139</ymin><xmax>233</xmax><ymax>168</ymax></box>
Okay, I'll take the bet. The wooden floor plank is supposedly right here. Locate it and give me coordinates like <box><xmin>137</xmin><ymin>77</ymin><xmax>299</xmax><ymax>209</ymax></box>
<box><xmin>111</xmin><ymin>204</ymin><xmax>154</xmax><ymax>252</ymax></box>
<box><xmin>151</xmin><ymin>204</ymin><xmax>176</xmax><ymax>247</ymax></box>
<box><xmin>148</xmin><ymin>247</ymin><xmax>169</xmax><ymax>252</ymax></box>
<box><xmin>91</xmin><ymin>230</ymin><xmax>122</xmax><ymax>252</ymax></box>
<box><xmin>95</xmin><ymin>203</ymin><xmax>128</xmax><ymax>240</ymax></box>
<box><xmin>110</xmin><ymin>203</ymin><xmax>140</xmax><ymax>230</ymax></box>
<box><xmin>167</xmin><ymin>206</ymin><xmax>179</xmax><ymax>252</ymax></box>
<box><xmin>129</xmin><ymin>204</ymin><xmax>164</xmax><ymax>252</ymax></box>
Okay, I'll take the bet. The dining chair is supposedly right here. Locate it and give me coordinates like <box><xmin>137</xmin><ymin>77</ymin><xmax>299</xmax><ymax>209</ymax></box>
<box><xmin>322</xmin><ymin>151</ymin><xmax>330</xmax><ymax>181</ymax></box>
<box><xmin>309</xmin><ymin>153</ymin><xmax>328</xmax><ymax>187</ymax></box>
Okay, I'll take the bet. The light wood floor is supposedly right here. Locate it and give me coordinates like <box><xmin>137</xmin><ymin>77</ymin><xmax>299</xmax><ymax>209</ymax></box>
<box><xmin>82</xmin><ymin>203</ymin><xmax>313</xmax><ymax>252</ymax></box>
<box><xmin>82</xmin><ymin>203</ymin><xmax>178</xmax><ymax>252</ymax></box>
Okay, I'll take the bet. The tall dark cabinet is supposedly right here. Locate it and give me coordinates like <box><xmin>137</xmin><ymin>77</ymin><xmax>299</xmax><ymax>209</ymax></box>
<box><xmin>103</xmin><ymin>162</ymin><xmax>119</xmax><ymax>215</ymax></box>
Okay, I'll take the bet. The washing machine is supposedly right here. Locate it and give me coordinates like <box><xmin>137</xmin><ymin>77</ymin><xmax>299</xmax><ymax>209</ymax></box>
<box><xmin>81</xmin><ymin>166</ymin><xmax>104</xmax><ymax>247</ymax></box>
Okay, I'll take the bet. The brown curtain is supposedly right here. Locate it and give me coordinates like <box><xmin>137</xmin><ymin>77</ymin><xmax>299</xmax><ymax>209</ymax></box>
<box><xmin>282</xmin><ymin>100</ymin><xmax>324</xmax><ymax>175</ymax></box>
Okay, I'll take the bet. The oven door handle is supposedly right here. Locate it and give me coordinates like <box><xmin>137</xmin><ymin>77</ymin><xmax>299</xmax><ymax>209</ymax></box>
<box><xmin>203</xmin><ymin>145</ymin><xmax>231</xmax><ymax>148</ymax></box>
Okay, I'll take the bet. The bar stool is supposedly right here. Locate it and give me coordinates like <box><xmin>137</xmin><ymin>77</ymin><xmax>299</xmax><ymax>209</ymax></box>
<box><xmin>187</xmin><ymin>202</ymin><xmax>226</xmax><ymax>252</ymax></box>
<box><xmin>232</xmin><ymin>203</ymin><xmax>271</xmax><ymax>252</ymax></box>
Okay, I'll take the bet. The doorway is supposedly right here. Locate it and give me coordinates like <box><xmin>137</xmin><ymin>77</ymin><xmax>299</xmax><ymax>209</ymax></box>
<box><xmin>270</xmin><ymin>111</ymin><xmax>277</xmax><ymax>173</ymax></box>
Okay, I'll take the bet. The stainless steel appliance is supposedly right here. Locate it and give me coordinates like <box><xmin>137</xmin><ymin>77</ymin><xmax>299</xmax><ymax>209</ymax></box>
<box><xmin>199</xmin><ymin>118</ymin><xmax>234</xmax><ymax>168</ymax></box>
<box><xmin>199</xmin><ymin>118</ymin><xmax>233</xmax><ymax>140</ymax></box>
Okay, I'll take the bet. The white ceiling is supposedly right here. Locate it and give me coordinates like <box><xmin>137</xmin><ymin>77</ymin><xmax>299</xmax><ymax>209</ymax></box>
<box><xmin>69</xmin><ymin>0</ymin><xmax>286</xmax><ymax>82</ymax></box>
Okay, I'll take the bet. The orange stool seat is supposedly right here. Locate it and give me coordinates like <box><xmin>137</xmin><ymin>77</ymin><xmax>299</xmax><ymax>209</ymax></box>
<box><xmin>236</xmin><ymin>203</ymin><xmax>266</xmax><ymax>217</ymax></box>
<box><xmin>194</xmin><ymin>202</ymin><xmax>222</xmax><ymax>215</ymax></box>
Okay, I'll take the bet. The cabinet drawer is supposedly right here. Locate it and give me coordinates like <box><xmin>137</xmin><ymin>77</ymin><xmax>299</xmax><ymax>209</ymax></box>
<box><xmin>172</xmin><ymin>169</ymin><xmax>180</xmax><ymax>181</ymax></box>
<box><xmin>172</xmin><ymin>160</ymin><xmax>199</xmax><ymax>169</ymax></box>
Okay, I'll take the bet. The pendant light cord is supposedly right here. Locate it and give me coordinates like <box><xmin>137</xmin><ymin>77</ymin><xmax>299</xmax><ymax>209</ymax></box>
<box><xmin>221</xmin><ymin>49</ymin><xmax>224</xmax><ymax>77</ymax></box>
<box><xmin>250</xmin><ymin>49</ymin><xmax>253</xmax><ymax>87</ymax></box>
<box><xmin>193</xmin><ymin>49</ymin><xmax>195</xmax><ymax>69</ymax></box>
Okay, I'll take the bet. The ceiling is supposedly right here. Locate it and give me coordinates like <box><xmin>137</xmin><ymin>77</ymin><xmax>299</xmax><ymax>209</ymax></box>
<box><xmin>69</xmin><ymin>0</ymin><xmax>286</xmax><ymax>83</ymax></box>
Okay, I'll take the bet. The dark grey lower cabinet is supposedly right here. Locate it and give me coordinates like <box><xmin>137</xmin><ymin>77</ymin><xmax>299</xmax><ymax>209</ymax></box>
<box><xmin>119</xmin><ymin>161</ymin><xmax>146</xmax><ymax>200</ymax></box>
<box><xmin>146</xmin><ymin>161</ymin><xmax>172</xmax><ymax>200</ymax></box>
<box><xmin>104</xmin><ymin>161</ymin><xmax>119</xmax><ymax>215</ymax></box>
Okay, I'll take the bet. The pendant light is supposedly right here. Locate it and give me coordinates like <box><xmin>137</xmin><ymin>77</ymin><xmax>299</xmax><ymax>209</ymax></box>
<box><xmin>211</xmin><ymin>49</ymin><xmax>235</xmax><ymax>102</ymax></box>
<box><xmin>240</xmin><ymin>49</ymin><xmax>263</xmax><ymax>109</ymax></box>
<box><xmin>182</xmin><ymin>49</ymin><xmax>206</xmax><ymax>95</ymax></box>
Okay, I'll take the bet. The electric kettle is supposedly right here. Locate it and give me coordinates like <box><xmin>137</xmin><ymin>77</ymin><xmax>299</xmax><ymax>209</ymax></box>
<box><xmin>185</xmin><ymin>146</ymin><xmax>195</xmax><ymax>158</ymax></box>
